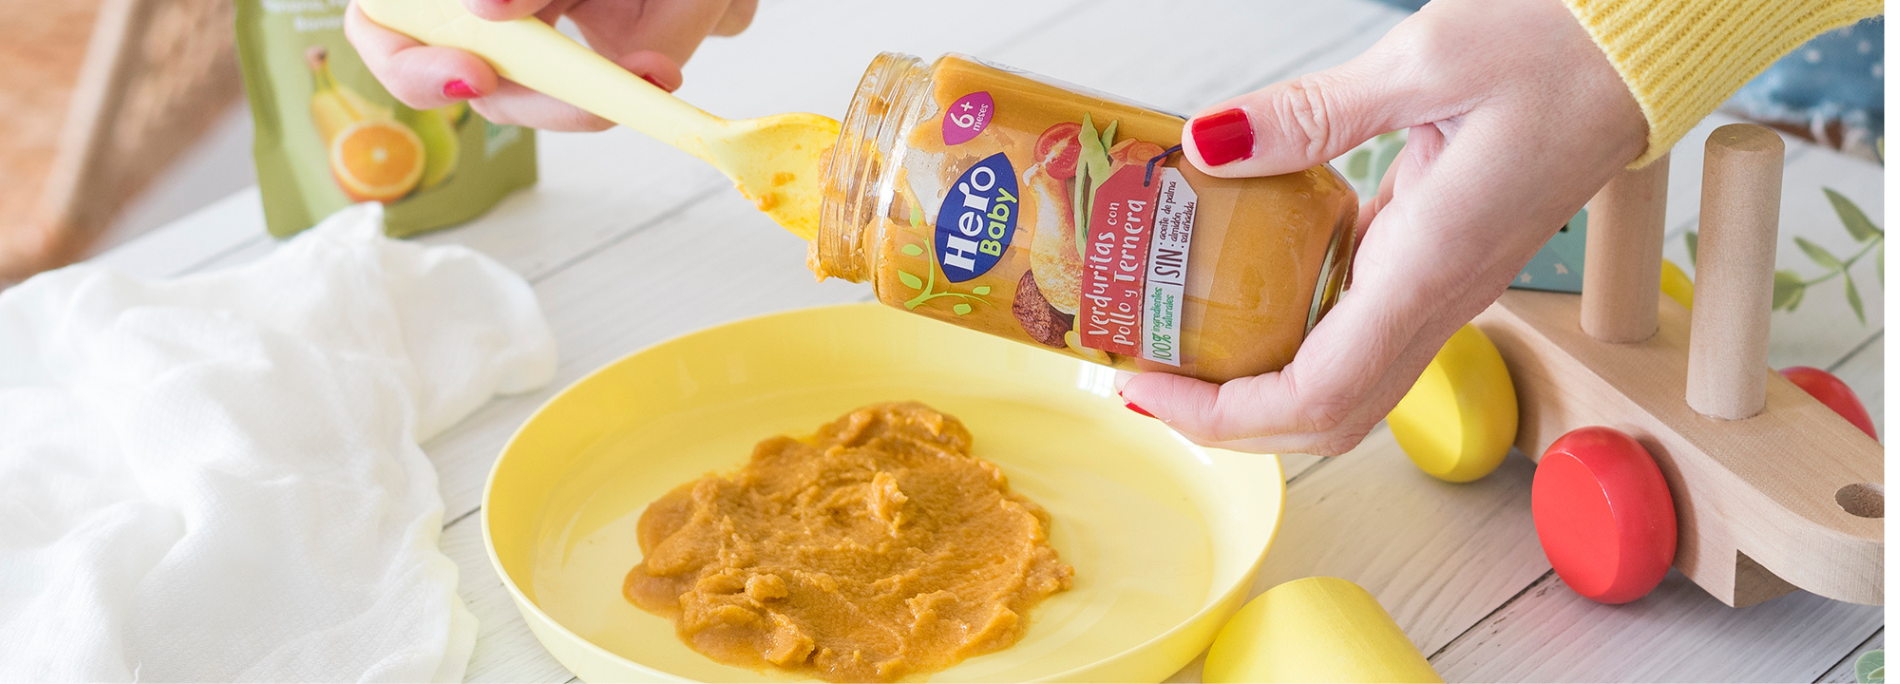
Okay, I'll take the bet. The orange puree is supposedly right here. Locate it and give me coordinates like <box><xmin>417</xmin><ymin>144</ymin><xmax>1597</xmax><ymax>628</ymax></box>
<box><xmin>623</xmin><ymin>402</ymin><xmax>1073</xmax><ymax>683</ymax></box>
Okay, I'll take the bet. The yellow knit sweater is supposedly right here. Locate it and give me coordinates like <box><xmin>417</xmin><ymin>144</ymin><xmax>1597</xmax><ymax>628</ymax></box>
<box><xmin>1562</xmin><ymin>0</ymin><xmax>1884</xmax><ymax>166</ymax></box>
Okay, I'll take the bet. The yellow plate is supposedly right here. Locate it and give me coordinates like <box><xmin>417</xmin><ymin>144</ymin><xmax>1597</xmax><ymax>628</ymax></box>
<box><xmin>484</xmin><ymin>303</ymin><xmax>1285</xmax><ymax>682</ymax></box>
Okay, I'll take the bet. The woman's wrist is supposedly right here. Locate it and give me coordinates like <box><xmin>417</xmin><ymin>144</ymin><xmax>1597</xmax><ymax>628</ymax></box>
<box><xmin>1561</xmin><ymin>0</ymin><xmax>1882</xmax><ymax>167</ymax></box>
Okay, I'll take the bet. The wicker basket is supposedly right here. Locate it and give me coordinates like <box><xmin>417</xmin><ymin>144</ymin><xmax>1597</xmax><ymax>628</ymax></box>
<box><xmin>0</xmin><ymin>0</ymin><xmax>243</xmax><ymax>281</ymax></box>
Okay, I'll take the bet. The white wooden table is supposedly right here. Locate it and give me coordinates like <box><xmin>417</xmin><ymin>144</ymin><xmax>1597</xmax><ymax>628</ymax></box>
<box><xmin>89</xmin><ymin>0</ymin><xmax>1885</xmax><ymax>680</ymax></box>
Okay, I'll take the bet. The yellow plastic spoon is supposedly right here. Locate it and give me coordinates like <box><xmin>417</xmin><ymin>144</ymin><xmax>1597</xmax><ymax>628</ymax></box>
<box><xmin>358</xmin><ymin>0</ymin><xmax>838</xmax><ymax>239</ymax></box>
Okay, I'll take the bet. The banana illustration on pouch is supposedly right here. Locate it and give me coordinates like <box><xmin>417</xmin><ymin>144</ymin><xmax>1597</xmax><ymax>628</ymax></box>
<box><xmin>306</xmin><ymin>46</ymin><xmax>392</xmax><ymax>144</ymax></box>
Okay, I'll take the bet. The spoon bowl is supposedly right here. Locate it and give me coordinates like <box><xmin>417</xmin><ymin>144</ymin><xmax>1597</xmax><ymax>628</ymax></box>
<box><xmin>701</xmin><ymin>113</ymin><xmax>837</xmax><ymax>239</ymax></box>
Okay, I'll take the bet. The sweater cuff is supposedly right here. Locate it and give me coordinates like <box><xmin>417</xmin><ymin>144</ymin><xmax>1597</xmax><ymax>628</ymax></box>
<box><xmin>1562</xmin><ymin>0</ymin><xmax>1882</xmax><ymax>167</ymax></box>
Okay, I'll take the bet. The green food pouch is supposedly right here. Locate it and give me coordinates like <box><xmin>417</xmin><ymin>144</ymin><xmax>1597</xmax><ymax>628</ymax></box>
<box><xmin>234</xmin><ymin>0</ymin><xmax>535</xmax><ymax>238</ymax></box>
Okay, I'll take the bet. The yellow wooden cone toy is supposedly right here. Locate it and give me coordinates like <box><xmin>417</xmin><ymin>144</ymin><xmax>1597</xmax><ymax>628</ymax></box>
<box><xmin>1204</xmin><ymin>577</ymin><xmax>1441</xmax><ymax>683</ymax></box>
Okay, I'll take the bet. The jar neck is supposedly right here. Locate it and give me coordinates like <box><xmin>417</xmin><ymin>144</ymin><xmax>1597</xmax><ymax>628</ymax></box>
<box><xmin>812</xmin><ymin>52</ymin><xmax>931</xmax><ymax>283</ymax></box>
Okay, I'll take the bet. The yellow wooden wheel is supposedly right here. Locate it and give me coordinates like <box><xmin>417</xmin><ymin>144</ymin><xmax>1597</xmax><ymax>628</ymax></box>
<box><xmin>1387</xmin><ymin>324</ymin><xmax>1518</xmax><ymax>483</ymax></box>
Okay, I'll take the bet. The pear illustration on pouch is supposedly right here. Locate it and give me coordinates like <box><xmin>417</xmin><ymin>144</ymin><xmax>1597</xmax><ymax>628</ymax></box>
<box><xmin>404</xmin><ymin>104</ymin><xmax>461</xmax><ymax>191</ymax></box>
<box><xmin>305</xmin><ymin>46</ymin><xmax>462</xmax><ymax>202</ymax></box>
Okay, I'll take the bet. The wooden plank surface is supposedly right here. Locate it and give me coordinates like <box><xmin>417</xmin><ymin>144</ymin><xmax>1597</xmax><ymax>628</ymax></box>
<box><xmin>77</xmin><ymin>0</ymin><xmax>1885</xmax><ymax>681</ymax></box>
<box><xmin>1818</xmin><ymin>629</ymin><xmax>1884</xmax><ymax>684</ymax></box>
<box><xmin>1431</xmin><ymin>571</ymin><xmax>1882</xmax><ymax>682</ymax></box>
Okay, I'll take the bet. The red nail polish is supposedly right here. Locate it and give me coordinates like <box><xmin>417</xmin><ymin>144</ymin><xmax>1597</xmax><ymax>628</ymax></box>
<box><xmin>1119</xmin><ymin>392</ymin><xmax>1155</xmax><ymax>418</ymax></box>
<box><xmin>641</xmin><ymin>74</ymin><xmax>670</xmax><ymax>92</ymax></box>
<box><xmin>1191</xmin><ymin>108</ymin><xmax>1254</xmax><ymax>166</ymax></box>
<box><xmin>442</xmin><ymin>79</ymin><xmax>479</xmax><ymax>99</ymax></box>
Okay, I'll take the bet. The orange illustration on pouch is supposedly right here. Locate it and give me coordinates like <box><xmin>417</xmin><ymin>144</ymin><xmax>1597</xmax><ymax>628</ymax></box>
<box><xmin>329</xmin><ymin>120</ymin><xmax>424</xmax><ymax>202</ymax></box>
<box><xmin>305</xmin><ymin>46</ymin><xmax>463</xmax><ymax>204</ymax></box>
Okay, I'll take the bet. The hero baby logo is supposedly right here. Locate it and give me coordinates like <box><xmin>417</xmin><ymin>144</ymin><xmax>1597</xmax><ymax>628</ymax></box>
<box><xmin>935</xmin><ymin>152</ymin><xmax>1019</xmax><ymax>282</ymax></box>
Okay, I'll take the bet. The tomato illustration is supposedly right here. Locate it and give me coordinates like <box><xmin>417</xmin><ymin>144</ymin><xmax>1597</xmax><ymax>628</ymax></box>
<box><xmin>1035</xmin><ymin>122</ymin><xmax>1083</xmax><ymax>179</ymax></box>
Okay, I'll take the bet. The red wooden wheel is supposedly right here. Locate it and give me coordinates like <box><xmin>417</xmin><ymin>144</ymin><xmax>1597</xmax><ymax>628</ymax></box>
<box><xmin>1779</xmin><ymin>366</ymin><xmax>1879</xmax><ymax>441</ymax></box>
<box><xmin>1532</xmin><ymin>426</ymin><xmax>1677</xmax><ymax>604</ymax></box>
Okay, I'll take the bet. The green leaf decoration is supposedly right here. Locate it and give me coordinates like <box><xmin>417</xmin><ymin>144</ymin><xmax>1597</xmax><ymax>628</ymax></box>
<box><xmin>1100</xmin><ymin>119</ymin><xmax>1119</xmax><ymax>152</ymax></box>
<box><xmin>900</xmin><ymin>244</ymin><xmax>924</xmax><ymax>257</ymax></box>
<box><xmin>910</xmin><ymin>203</ymin><xmax>925</xmax><ymax>229</ymax></box>
<box><xmin>973</xmin><ymin>285</ymin><xmax>991</xmax><ymax>295</ymax></box>
<box><xmin>1337</xmin><ymin>131</ymin><xmax>1408</xmax><ymax>194</ymax></box>
<box><xmin>1370</xmin><ymin>136</ymin><xmax>1402</xmax><ymax>187</ymax></box>
<box><xmin>1343</xmin><ymin>149</ymin><xmax>1371</xmax><ymax>182</ymax></box>
<box><xmin>1825</xmin><ymin>188</ymin><xmax>1881</xmax><ymax>242</ymax></box>
<box><xmin>952</xmin><ymin>303</ymin><xmax>973</xmax><ymax>315</ymax></box>
<box><xmin>1772</xmin><ymin>269</ymin><xmax>1806</xmax><ymax>311</ymax></box>
<box><xmin>1685</xmin><ymin>231</ymin><xmax>1699</xmax><ymax>267</ymax></box>
<box><xmin>1877</xmin><ymin>244</ymin><xmax>1885</xmax><ymax>285</ymax></box>
<box><xmin>1856</xmin><ymin>650</ymin><xmax>1883</xmax><ymax>684</ymax></box>
<box><xmin>897</xmin><ymin>270</ymin><xmax>924</xmax><ymax>290</ymax></box>
<box><xmin>1845</xmin><ymin>275</ymin><xmax>1866</xmax><ymax>324</ymax></box>
<box><xmin>1796</xmin><ymin>237</ymin><xmax>1845</xmax><ymax>271</ymax></box>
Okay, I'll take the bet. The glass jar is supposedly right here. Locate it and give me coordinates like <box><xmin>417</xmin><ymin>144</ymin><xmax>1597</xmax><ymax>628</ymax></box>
<box><xmin>813</xmin><ymin>53</ymin><xmax>1357</xmax><ymax>384</ymax></box>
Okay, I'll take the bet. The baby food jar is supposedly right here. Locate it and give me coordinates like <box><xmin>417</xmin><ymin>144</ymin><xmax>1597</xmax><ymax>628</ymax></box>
<box><xmin>812</xmin><ymin>53</ymin><xmax>1358</xmax><ymax>383</ymax></box>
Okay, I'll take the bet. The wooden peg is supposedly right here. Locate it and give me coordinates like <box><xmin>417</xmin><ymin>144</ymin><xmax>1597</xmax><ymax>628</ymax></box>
<box><xmin>1582</xmin><ymin>155</ymin><xmax>1670</xmax><ymax>342</ymax></box>
<box><xmin>1686</xmin><ymin>124</ymin><xmax>1783</xmax><ymax>420</ymax></box>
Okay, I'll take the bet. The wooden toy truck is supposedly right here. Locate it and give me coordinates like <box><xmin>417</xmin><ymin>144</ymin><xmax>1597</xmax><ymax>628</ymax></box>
<box><xmin>1441</xmin><ymin>124</ymin><xmax>1882</xmax><ymax>607</ymax></box>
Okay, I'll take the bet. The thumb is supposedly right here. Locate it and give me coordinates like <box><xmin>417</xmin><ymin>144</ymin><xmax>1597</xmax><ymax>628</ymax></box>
<box><xmin>1182</xmin><ymin>49</ymin><xmax>1428</xmax><ymax>178</ymax></box>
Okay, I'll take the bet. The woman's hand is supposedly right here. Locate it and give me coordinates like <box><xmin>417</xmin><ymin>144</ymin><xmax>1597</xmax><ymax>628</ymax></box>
<box><xmin>1119</xmin><ymin>0</ymin><xmax>1648</xmax><ymax>456</ymax></box>
<box><xmin>343</xmin><ymin>0</ymin><xmax>758</xmax><ymax>131</ymax></box>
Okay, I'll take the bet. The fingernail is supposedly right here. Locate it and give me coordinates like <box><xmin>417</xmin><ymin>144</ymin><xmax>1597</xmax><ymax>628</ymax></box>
<box><xmin>442</xmin><ymin>79</ymin><xmax>479</xmax><ymax>99</ymax></box>
<box><xmin>1191</xmin><ymin>108</ymin><xmax>1254</xmax><ymax>166</ymax></box>
<box><xmin>1119</xmin><ymin>392</ymin><xmax>1155</xmax><ymax>418</ymax></box>
<box><xmin>641</xmin><ymin>73</ymin><xmax>671</xmax><ymax>92</ymax></box>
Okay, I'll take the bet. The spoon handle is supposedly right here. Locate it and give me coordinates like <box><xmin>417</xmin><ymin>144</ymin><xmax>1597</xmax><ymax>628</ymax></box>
<box><xmin>359</xmin><ymin>0</ymin><xmax>721</xmax><ymax>162</ymax></box>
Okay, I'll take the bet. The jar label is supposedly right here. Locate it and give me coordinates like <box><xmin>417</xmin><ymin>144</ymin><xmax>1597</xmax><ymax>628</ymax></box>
<box><xmin>942</xmin><ymin>91</ymin><xmax>994</xmax><ymax>146</ymax></box>
<box><xmin>894</xmin><ymin>84</ymin><xmax>1204</xmax><ymax>368</ymax></box>
<box><xmin>1142</xmin><ymin>168</ymin><xmax>1198</xmax><ymax>366</ymax></box>
<box><xmin>1078</xmin><ymin>165</ymin><xmax>1196</xmax><ymax>365</ymax></box>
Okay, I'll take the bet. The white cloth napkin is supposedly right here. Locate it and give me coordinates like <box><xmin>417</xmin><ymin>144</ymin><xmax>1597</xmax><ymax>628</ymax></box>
<box><xmin>0</xmin><ymin>204</ymin><xmax>557</xmax><ymax>681</ymax></box>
